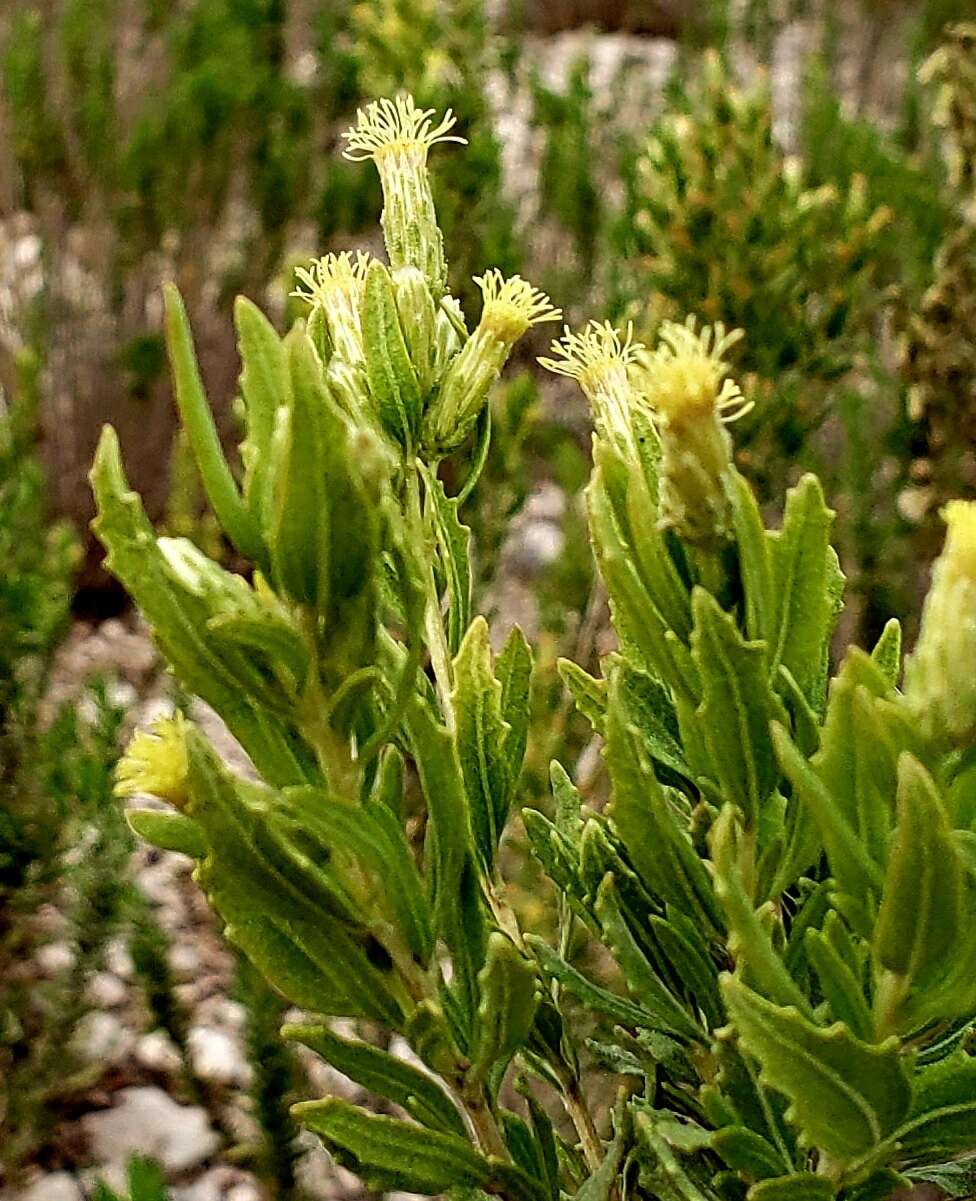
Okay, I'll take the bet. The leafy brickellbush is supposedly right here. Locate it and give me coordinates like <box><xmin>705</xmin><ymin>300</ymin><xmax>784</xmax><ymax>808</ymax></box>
<box><xmin>101</xmin><ymin>95</ymin><xmax>976</xmax><ymax>1201</ymax></box>
<box><xmin>616</xmin><ymin>52</ymin><xmax>892</xmax><ymax>494</ymax></box>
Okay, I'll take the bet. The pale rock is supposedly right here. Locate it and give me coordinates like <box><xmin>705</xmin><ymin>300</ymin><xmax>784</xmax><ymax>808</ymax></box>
<box><xmin>72</xmin><ymin>1011</ymin><xmax>135</xmax><ymax>1066</ymax></box>
<box><xmin>87</xmin><ymin>971</ymin><xmax>128</xmax><ymax>1009</ymax></box>
<box><xmin>14</xmin><ymin>1172</ymin><xmax>83</xmax><ymax>1201</ymax></box>
<box><xmin>82</xmin><ymin>1086</ymin><xmax>220</xmax><ymax>1173</ymax></box>
<box><xmin>35</xmin><ymin>941</ymin><xmax>76</xmax><ymax>976</ymax></box>
<box><xmin>189</xmin><ymin>1026</ymin><xmax>250</xmax><ymax>1087</ymax></box>
<box><xmin>135</xmin><ymin>1030</ymin><xmax>183</xmax><ymax>1075</ymax></box>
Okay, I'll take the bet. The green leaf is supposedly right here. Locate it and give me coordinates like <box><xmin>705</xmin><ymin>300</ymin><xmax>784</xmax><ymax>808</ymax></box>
<box><xmin>184</xmin><ymin>732</ymin><xmax>404</xmax><ymax>1024</ymax></box>
<box><xmin>587</xmin><ymin>466</ymin><xmax>699</xmax><ymax>703</ymax></box>
<box><xmin>709</xmin><ymin>1126</ymin><xmax>785</xmax><ymax>1179</ymax></box>
<box><xmin>908</xmin><ymin>1157</ymin><xmax>976</xmax><ymax>1198</ymax></box>
<box><xmin>558</xmin><ymin>659</ymin><xmax>607</xmax><ymax>734</ymax></box>
<box><xmin>893</xmin><ymin>1052</ymin><xmax>976</xmax><ymax>1163</ymax></box>
<box><xmin>234</xmin><ymin>294</ymin><xmax>286</xmax><ymax>526</ymax></box>
<box><xmin>572</xmin><ymin>1125</ymin><xmax>625</xmax><ymax>1201</ymax></box>
<box><xmin>709</xmin><ymin>807</ymin><xmax>813</xmax><ymax>1015</ymax></box>
<box><xmin>126</xmin><ymin>809</ymin><xmax>207</xmax><ymax>858</ymax></box>
<box><xmin>595</xmin><ymin>876</ymin><xmax>702</xmax><ymax>1042</ymax></box>
<box><xmin>90</xmin><ymin>427</ymin><xmax>312</xmax><ymax>787</ymax></box>
<box><xmin>729</xmin><ymin>469</ymin><xmax>774</xmax><ymax>643</ymax></box>
<box><xmin>265</xmin><ymin>329</ymin><xmax>334</xmax><ymax>610</ymax></box>
<box><xmin>468</xmin><ymin>932</ymin><xmax>540</xmax><ymax>1084</ymax></box>
<box><xmin>163</xmin><ymin>284</ymin><xmax>262</xmax><ymax>561</ymax></box>
<box><xmin>525</xmin><ymin>935</ymin><xmax>653</xmax><ymax>1029</ymax></box>
<box><xmin>874</xmin><ymin>753</ymin><xmax>961</xmax><ymax>986</ymax></box>
<box><xmin>362</xmin><ymin>260</ymin><xmax>423</xmax><ymax>451</ymax></box>
<box><xmin>282</xmin><ymin>1022</ymin><xmax>465</xmax><ymax>1136</ymax></box>
<box><xmin>522</xmin><ymin>809</ymin><xmax>583</xmax><ymax>909</ymax></box>
<box><xmin>721</xmin><ymin>975</ymin><xmax>911</xmax><ymax>1162</ymax></box>
<box><xmin>771</xmin><ymin>723</ymin><xmax>884</xmax><ymax>924</ymax></box>
<box><xmin>616</xmin><ymin>660</ymin><xmax>688</xmax><ymax>781</ymax></box>
<box><xmin>690</xmin><ymin>588</ymin><xmax>781</xmax><ymax>827</ymax></box>
<box><xmin>404</xmin><ymin>700</ymin><xmax>476</xmax><ymax>942</ymax></box>
<box><xmin>745</xmin><ymin>1174</ymin><xmax>834</xmax><ymax>1201</ymax></box>
<box><xmin>292</xmin><ymin>1098</ymin><xmax>492</xmax><ymax>1196</ymax></box>
<box><xmin>870</xmin><ymin>618</ymin><xmax>901</xmax><ymax>688</ymax></box>
<box><xmin>207</xmin><ymin>612</ymin><xmax>309</xmax><ymax>690</ymax></box>
<box><xmin>452</xmin><ymin>616</ymin><xmax>512</xmax><ymax>871</ymax></box>
<box><xmin>604</xmin><ymin>672</ymin><xmax>723</xmax><ymax>936</ymax></box>
<box><xmin>497</xmin><ymin>625</ymin><xmax>532</xmax><ymax>778</ymax></box>
<box><xmin>803</xmin><ymin>927</ymin><xmax>872</xmax><ymax>1041</ymax></box>
<box><xmin>420</xmin><ymin>463</ymin><xmax>471</xmax><ymax>656</ymax></box>
<box><xmin>766</xmin><ymin>475</ymin><xmax>840</xmax><ymax>704</ymax></box>
<box><xmin>284</xmin><ymin>786</ymin><xmax>434</xmax><ymax>966</ymax></box>
<box><xmin>550</xmin><ymin>760</ymin><xmax>583</xmax><ymax>841</ymax></box>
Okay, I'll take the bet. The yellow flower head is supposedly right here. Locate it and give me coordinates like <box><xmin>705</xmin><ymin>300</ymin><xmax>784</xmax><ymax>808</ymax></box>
<box><xmin>292</xmin><ymin>251</ymin><xmax>372</xmax><ymax>365</ymax></box>
<box><xmin>638</xmin><ymin>317</ymin><xmax>750</xmax><ymax>426</ymax></box>
<box><xmin>341</xmin><ymin>95</ymin><xmax>464</xmax><ymax>293</ymax></box>
<box><xmin>475</xmin><ymin>270</ymin><xmax>561</xmax><ymax>344</ymax></box>
<box><xmin>540</xmin><ymin>321</ymin><xmax>646</xmax><ymax>453</ymax></box>
<box><xmin>342</xmin><ymin>95</ymin><xmax>467</xmax><ymax>163</ymax></box>
<box><xmin>940</xmin><ymin>500</ymin><xmax>976</xmax><ymax>585</ymax></box>
<box><xmin>115</xmin><ymin>713</ymin><xmax>190</xmax><ymax>808</ymax></box>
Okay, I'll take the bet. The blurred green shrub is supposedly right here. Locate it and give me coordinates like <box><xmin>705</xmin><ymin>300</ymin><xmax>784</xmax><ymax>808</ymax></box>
<box><xmin>616</xmin><ymin>52</ymin><xmax>892</xmax><ymax>496</ymax></box>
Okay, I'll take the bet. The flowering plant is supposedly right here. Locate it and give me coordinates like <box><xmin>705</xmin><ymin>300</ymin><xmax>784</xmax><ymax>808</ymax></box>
<box><xmin>97</xmin><ymin>96</ymin><xmax>976</xmax><ymax>1201</ymax></box>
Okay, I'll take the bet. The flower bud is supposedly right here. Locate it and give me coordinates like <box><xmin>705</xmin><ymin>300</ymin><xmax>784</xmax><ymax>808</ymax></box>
<box><xmin>425</xmin><ymin>270</ymin><xmax>560</xmax><ymax>454</ymax></box>
<box><xmin>115</xmin><ymin>713</ymin><xmax>190</xmax><ymax>807</ymax></box>
<box><xmin>904</xmin><ymin>500</ymin><xmax>976</xmax><ymax>749</ymax></box>
<box><xmin>342</xmin><ymin>95</ymin><xmax>466</xmax><ymax>296</ymax></box>
<box><xmin>539</xmin><ymin>320</ymin><xmax>651</xmax><ymax>464</ymax></box>
<box><xmin>636</xmin><ymin>317</ymin><xmax>750</xmax><ymax>549</ymax></box>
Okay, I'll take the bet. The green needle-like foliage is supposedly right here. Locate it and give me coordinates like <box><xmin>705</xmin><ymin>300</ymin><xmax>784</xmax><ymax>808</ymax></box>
<box><xmin>99</xmin><ymin>91</ymin><xmax>976</xmax><ymax>1201</ymax></box>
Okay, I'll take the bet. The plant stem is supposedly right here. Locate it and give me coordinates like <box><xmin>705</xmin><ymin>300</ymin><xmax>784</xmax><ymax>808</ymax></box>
<box><xmin>406</xmin><ymin>464</ymin><xmax>456</xmax><ymax>729</ymax></box>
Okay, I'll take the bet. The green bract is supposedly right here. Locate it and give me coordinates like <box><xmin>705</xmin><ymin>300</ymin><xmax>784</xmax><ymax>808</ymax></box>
<box><xmin>98</xmin><ymin>94</ymin><xmax>976</xmax><ymax>1201</ymax></box>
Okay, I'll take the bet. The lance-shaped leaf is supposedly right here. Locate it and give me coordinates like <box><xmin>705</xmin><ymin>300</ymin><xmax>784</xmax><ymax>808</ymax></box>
<box><xmin>604</xmin><ymin>673</ymin><xmax>724</xmax><ymax>936</ymax></box>
<box><xmin>163</xmin><ymin>284</ymin><xmax>262</xmax><ymax>562</ymax></box>
<box><xmin>729</xmin><ymin>468</ymin><xmax>774</xmax><ymax>643</ymax></box>
<box><xmin>525</xmin><ymin>935</ymin><xmax>653</xmax><ymax>1029</ymax></box>
<box><xmin>207</xmin><ymin>612</ymin><xmax>310</xmax><ymax>692</ymax></box>
<box><xmin>746</xmin><ymin>1174</ymin><xmax>835</xmax><ymax>1201</ymax></box>
<box><xmin>558</xmin><ymin>659</ymin><xmax>607</xmax><ymax>734</ymax></box>
<box><xmin>721</xmin><ymin>975</ymin><xmax>911</xmax><ymax>1162</ymax></box>
<box><xmin>804</xmin><ymin>927</ymin><xmax>872</xmax><ymax>1041</ymax></box>
<box><xmin>468</xmin><ymin>933</ymin><xmax>540</xmax><ymax>1084</ymax></box>
<box><xmin>184</xmin><ymin>731</ymin><xmax>405</xmax><ymax>1024</ymax></box>
<box><xmin>766</xmin><ymin>474</ymin><xmax>842</xmax><ymax>705</ymax></box>
<box><xmin>90</xmin><ymin>427</ymin><xmax>312</xmax><ymax>787</ymax></box>
<box><xmin>292</xmin><ymin>1099</ymin><xmax>493</xmax><ymax>1195</ymax></box>
<box><xmin>362</xmin><ymin>260</ymin><xmax>424</xmax><ymax>451</ymax></box>
<box><xmin>419</xmin><ymin>463</ymin><xmax>471</xmax><ymax>656</ymax></box>
<box><xmin>616</xmin><ymin>659</ymin><xmax>688</xmax><ymax>782</ymax></box>
<box><xmin>587</xmin><ymin>467</ymin><xmax>699</xmax><ymax>703</ymax></box>
<box><xmin>266</xmin><ymin>330</ymin><xmax>332</xmax><ymax>610</ymax></box>
<box><xmin>235</xmin><ymin>295</ymin><xmax>287</xmax><ymax>526</ymax></box>
<box><xmin>452</xmin><ymin>616</ymin><xmax>512</xmax><ymax>871</ymax></box>
<box><xmin>709</xmin><ymin>1126</ymin><xmax>786</xmax><ymax>1179</ymax></box>
<box><xmin>596</xmin><ymin>875</ymin><xmax>703</xmax><ymax>1042</ymax></box>
<box><xmin>892</xmin><ymin>1052</ymin><xmax>976</xmax><ymax>1164</ymax></box>
<box><xmin>772</xmin><ymin>723</ymin><xmax>884</xmax><ymax>934</ymax></box>
<box><xmin>404</xmin><ymin>699</ymin><xmax>475</xmax><ymax>940</ymax></box>
<box><xmin>283</xmin><ymin>1022</ymin><xmax>465</xmax><ymax>1137</ymax></box>
<box><xmin>497</xmin><ymin>625</ymin><xmax>532</xmax><ymax>777</ymax></box>
<box><xmin>874</xmin><ymin>753</ymin><xmax>961</xmax><ymax>989</ymax></box>
<box><xmin>126</xmin><ymin>809</ymin><xmax>207</xmax><ymax>858</ymax></box>
<box><xmin>284</xmin><ymin>786</ymin><xmax>434</xmax><ymax>966</ymax></box>
<box><xmin>690</xmin><ymin>588</ymin><xmax>781</xmax><ymax>827</ymax></box>
<box><xmin>710</xmin><ymin>807</ymin><xmax>813</xmax><ymax>1016</ymax></box>
<box><xmin>870</xmin><ymin>618</ymin><xmax>902</xmax><ymax>688</ymax></box>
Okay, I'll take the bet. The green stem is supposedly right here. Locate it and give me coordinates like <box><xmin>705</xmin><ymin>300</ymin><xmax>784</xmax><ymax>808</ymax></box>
<box><xmin>406</xmin><ymin>464</ymin><xmax>456</xmax><ymax>729</ymax></box>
